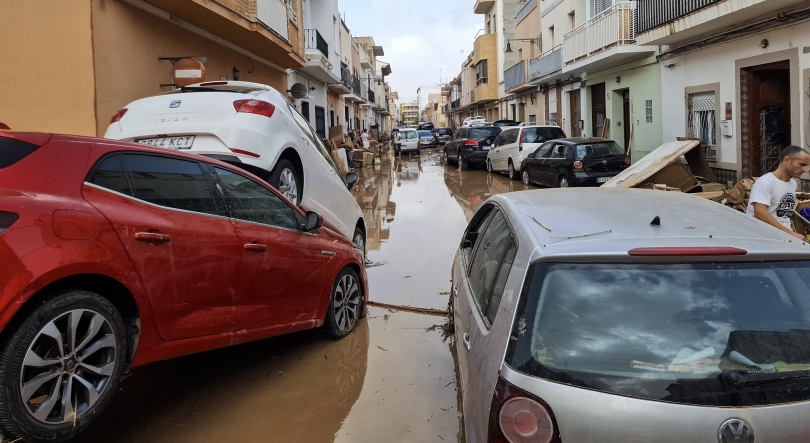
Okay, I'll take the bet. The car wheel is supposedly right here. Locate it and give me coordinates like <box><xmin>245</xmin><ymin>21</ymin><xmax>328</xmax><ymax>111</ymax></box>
<box><xmin>417</xmin><ymin>149</ymin><xmax>421</xmax><ymax>155</ymax></box>
<box><xmin>558</xmin><ymin>175</ymin><xmax>570</xmax><ymax>188</ymax></box>
<box><xmin>459</xmin><ymin>153</ymin><xmax>470</xmax><ymax>171</ymax></box>
<box><xmin>269</xmin><ymin>159</ymin><xmax>302</xmax><ymax>206</ymax></box>
<box><xmin>322</xmin><ymin>267</ymin><xmax>363</xmax><ymax>339</ymax></box>
<box><xmin>0</xmin><ymin>291</ymin><xmax>127</xmax><ymax>443</ymax></box>
<box><xmin>507</xmin><ymin>161</ymin><xmax>518</xmax><ymax>180</ymax></box>
<box><xmin>353</xmin><ymin>227</ymin><xmax>366</xmax><ymax>259</ymax></box>
<box><xmin>522</xmin><ymin>170</ymin><xmax>531</xmax><ymax>185</ymax></box>
<box><xmin>486</xmin><ymin>159</ymin><xmax>493</xmax><ymax>174</ymax></box>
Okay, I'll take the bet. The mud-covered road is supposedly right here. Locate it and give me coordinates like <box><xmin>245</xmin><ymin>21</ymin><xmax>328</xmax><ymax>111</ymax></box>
<box><xmin>72</xmin><ymin>148</ymin><xmax>528</xmax><ymax>443</ymax></box>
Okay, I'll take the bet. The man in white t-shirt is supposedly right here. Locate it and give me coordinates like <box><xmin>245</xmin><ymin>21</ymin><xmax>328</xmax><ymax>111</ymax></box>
<box><xmin>746</xmin><ymin>145</ymin><xmax>810</xmax><ymax>241</ymax></box>
<box><xmin>360</xmin><ymin>129</ymin><xmax>369</xmax><ymax>143</ymax></box>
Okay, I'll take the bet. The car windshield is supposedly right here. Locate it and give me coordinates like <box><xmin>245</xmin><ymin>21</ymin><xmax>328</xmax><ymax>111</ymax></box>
<box><xmin>521</xmin><ymin>127</ymin><xmax>565</xmax><ymax>144</ymax></box>
<box><xmin>505</xmin><ymin>262</ymin><xmax>810</xmax><ymax>407</ymax></box>
<box><xmin>575</xmin><ymin>142</ymin><xmax>625</xmax><ymax>159</ymax></box>
<box><xmin>469</xmin><ymin>128</ymin><xmax>500</xmax><ymax>140</ymax></box>
<box><xmin>418</xmin><ymin>131</ymin><xmax>433</xmax><ymax>138</ymax></box>
<box><xmin>401</xmin><ymin>131</ymin><xmax>418</xmax><ymax>140</ymax></box>
<box><xmin>437</xmin><ymin>129</ymin><xmax>451</xmax><ymax>135</ymax></box>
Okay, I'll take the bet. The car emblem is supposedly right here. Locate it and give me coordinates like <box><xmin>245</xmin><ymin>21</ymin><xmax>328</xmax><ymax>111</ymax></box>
<box><xmin>487</xmin><ymin>140</ymin><xmax>492</xmax><ymax>145</ymax></box>
<box><xmin>170</xmin><ymin>100</ymin><xmax>182</xmax><ymax>108</ymax></box>
<box><xmin>718</xmin><ymin>419</ymin><xmax>754</xmax><ymax>443</ymax></box>
<box><xmin>602</xmin><ymin>159</ymin><xmax>608</xmax><ymax>165</ymax></box>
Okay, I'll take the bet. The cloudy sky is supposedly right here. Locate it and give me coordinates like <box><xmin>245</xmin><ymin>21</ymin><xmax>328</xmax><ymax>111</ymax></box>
<box><xmin>339</xmin><ymin>0</ymin><xmax>482</xmax><ymax>104</ymax></box>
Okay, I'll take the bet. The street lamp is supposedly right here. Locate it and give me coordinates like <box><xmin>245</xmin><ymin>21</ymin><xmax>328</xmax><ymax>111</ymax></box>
<box><xmin>505</xmin><ymin>37</ymin><xmax>542</xmax><ymax>53</ymax></box>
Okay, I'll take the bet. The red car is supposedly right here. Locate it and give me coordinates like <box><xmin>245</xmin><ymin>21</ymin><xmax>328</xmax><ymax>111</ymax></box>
<box><xmin>0</xmin><ymin>132</ymin><xmax>367</xmax><ymax>442</ymax></box>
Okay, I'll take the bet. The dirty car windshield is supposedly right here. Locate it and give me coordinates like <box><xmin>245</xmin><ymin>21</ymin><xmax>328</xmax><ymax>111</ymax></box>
<box><xmin>505</xmin><ymin>262</ymin><xmax>810</xmax><ymax>407</ymax></box>
<box><xmin>575</xmin><ymin>142</ymin><xmax>624</xmax><ymax>160</ymax></box>
<box><xmin>521</xmin><ymin>127</ymin><xmax>565</xmax><ymax>144</ymax></box>
<box><xmin>469</xmin><ymin>128</ymin><xmax>500</xmax><ymax>140</ymax></box>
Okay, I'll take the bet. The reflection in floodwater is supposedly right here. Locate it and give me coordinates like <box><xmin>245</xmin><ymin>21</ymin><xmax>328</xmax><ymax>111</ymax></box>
<box><xmin>442</xmin><ymin>156</ymin><xmax>533</xmax><ymax>221</ymax></box>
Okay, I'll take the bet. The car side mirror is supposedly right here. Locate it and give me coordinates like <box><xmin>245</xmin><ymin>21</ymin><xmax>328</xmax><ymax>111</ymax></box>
<box><xmin>345</xmin><ymin>172</ymin><xmax>359</xmax><ymax>190</ymax></box>
<box><xmin>462</xmin><ymin>231</ymin><xmax>480</xmax><ymax>249</ymax></box>
<box><xmin>304</xmin><ymin>211</ymin><xmax>323</xmax><ymax>231</ymax></box>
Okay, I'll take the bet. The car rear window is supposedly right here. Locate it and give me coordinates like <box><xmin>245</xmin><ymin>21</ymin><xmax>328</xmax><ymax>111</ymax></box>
<box><xmin>0</xmin><ymin>136</ymin><xmax>41</xmax><ymax>169</ymax></box>
<box><xmin>575</xmin><ymin>142</ymin><xmax>625</xmax><ymax>159</ymax></box>
<box><xmin>469</xmin><ymin>128</ymin><xmax>500</xmax><ymax>140</ymax></box>
<box><xmin>505</xmin><ymin>261</ymin><xmax>810</xmax><ymax>407</ymax></box>
<box><xmin>418</xmin><ymin>131</ymin><xmax>433</xmax><ymax>137</ymax></box>
<box><xmin>521</xmin><ymin>127</ymin><xmax>565</xmax><ymax>144</ymax></box>
<box><xmin>436</xmin><ymin>129</ymin><xmax>452</xmax><ymax>135</ymax></box>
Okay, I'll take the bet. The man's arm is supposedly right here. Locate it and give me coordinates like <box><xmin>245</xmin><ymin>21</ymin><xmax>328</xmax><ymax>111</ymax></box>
<box><xmin>752</xmin><ymin>203</ymin><xmax>806</xmax><ymax>241</ymax></box>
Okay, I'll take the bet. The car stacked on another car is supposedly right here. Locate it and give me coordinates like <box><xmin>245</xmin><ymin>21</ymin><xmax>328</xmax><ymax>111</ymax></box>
<box><xmin>417</xmin><ymin>130</ymin><xmax>438</xmax><ymax>150</ymax></box>
<box><xmin>453</xmin><ymin>187</ymin><xmax>810</xmax><ymax>443</ymax></box>
<box><xmin>488</xmin><ymin>125</ymin><xmax>566</xmax><ymax>180</ymax></box>
<box><xmin>0</xmin><ymin>131</ymin><xmax>367</xmax><ymax>443</ymax></box>
<box><xmin>442</xmin><ymin>125</ymin><xmax>501</xmax><ymax>170</ymax></box>
<box><xmin>520</xmin><ymin>137</ymin><xmax>630</xmax><ymax>188</ymax></box>
<box><xmin>462</xmin><ymin>116</ymin><xmax>486</xmax><ymax>127</ymax></box>
<box><xmin>105</xmin><ymin>81</ymin><xmax>368</xmax><ymax>255</ymax></box>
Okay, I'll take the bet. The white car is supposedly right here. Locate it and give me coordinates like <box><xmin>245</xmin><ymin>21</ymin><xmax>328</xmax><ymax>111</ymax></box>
<box><xmin>104</xmin><ymin>81</ymin><xmax>368</xmax><ymax>253</ymax></box>
<box><xmin>396</xmin><ymin>129</ymin><xmax>420</xmax><ymax>154</ymax></box>
<box><xmin>462</xmin><ymin>116</ymin><xmax>485</xmax><ymax>127</ymax></box>
<box><xmin>487</xmin><ymin>125</ymin><xmax>566</xmax><ymax>180</ymax></box>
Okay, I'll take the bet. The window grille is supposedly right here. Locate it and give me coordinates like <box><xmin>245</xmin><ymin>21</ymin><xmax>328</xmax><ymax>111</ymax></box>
<box><xmin>686</xmin><ymin>92</ymin><xmax>717</xmax><ymax>158</ymax></box>
<box><xmin>645</xmin><ymin>100</ymin><xmax>653</xmax><ymax>123</ymax></box>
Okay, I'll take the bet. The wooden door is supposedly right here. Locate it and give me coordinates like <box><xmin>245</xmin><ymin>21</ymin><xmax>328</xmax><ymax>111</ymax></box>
<box><xmin>591</xmin><ymin>84</ymin><xmax>606</xmax><ymax>138</ymax></box>
<box><xmin>569</xmin><ymin>90</ymin><xmax>581</xmax><ymax>137</ymax></box>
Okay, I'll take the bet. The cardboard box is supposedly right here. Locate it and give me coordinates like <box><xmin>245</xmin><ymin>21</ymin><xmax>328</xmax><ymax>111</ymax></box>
<box><xmin>329</xmin><ymin>125</ymin><xmax>345</xmax><ymax>144</ymax></box>
<box><xmin>330</xmin><ymin>149</ymin><xmax>348</xmax><ymax>176</ymax></box>
<box><xmin>698</xmin><ymin>183</ymin><xmax>726</xmax><ymax>192</ymax></box>
<box><xmin>362</xmin><ymin>151</ymin><xmax>374</xmax><ymax>167</ymax></box>
<box><xmin>640</xmin><ymin>162</ymin><xmax>699</xmax><ymax>193</ymax></box>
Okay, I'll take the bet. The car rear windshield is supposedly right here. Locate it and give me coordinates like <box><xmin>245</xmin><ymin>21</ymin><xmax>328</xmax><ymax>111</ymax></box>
<box><xmin>521</xmin><ymin>127</ymin><xmax>565</xmax><ymax>144</ymax></box>
<box><xmin>436</xmin><ymin>129</ymin><xmax>452</xmax><ymax>135</ymax></box>
<box><xmin>575</xmin><ymin>142</ymin><xmax>625</xmax><ymax>160</ymax></box>
<box><xmin>0</xmin><ymin>136</ymin><xmax>42</xmax><ymax>169</ymax></box>
<box><xmin>505</xmin><ymin>262</ymin><xmax>810</xmax><ymax>407</ymax></box>
<box><xmin>418</xmin><ymin>131</ymin><xmax>433</xmax><ymax>138</ymax></box>
<box><xmin>469</xmin><ymin>128</ymin><xmax>500</xmax><ymax>140</ymax></box>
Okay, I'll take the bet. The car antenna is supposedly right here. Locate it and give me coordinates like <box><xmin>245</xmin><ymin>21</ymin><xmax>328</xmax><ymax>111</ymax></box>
<box><xmin>650</xmin><ymin>216</ymin><xmax>661</xmax><ymax>227</ymax></box>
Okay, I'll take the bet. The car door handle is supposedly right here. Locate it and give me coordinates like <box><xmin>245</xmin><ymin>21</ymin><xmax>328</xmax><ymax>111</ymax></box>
<box><xmin>244</xmin><ymin>243</ymin><xmax>268</xmax><ymax>252</ymax></box>
<box><xmin>462</xmin><ymin>332</ymin><xmax>471</xmax><ymax>351</ymax></box>
<box><xmin>134</xmin><ymin>232</ymin><xmax>171</xmax><ymax>243</ymax></box>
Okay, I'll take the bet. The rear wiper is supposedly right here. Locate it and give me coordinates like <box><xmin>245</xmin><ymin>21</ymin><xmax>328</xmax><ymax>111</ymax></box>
<box><xmin>179</xmin><ymin>86</ymin><xmax>221</xmax><ymax>92</ymax></box>
<box><xmin>720</xmin><ymin>370</ymin><xmax>810</xmax><ymax>387</ymax></box>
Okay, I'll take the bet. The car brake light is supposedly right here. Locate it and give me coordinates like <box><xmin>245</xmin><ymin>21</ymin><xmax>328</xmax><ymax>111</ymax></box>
<box><xmin>234</xmin><ymin>99</ymin><xmax>276</xmax><ymax>118</ymax></box>
<box><xmin>625</xmin><ymin>157</ymin><xmax>631</xmax><ymax>165</ymax></box>
<box><xmin>0</xmin><ymin>211</ymin><xmax>19</xmax><ymax>234</ymax></box>
<box><xmin>110</xmin><ymin>108</ymin><xmax>128</xmax><ymax>124</ymax></box>
<box><xmin>200</xmin><ymin>81</ymin><xmax>228</xmax><ymax>86</ymax></box>
<box><xmin>519</xmin><ymin>139</ymin><xmax>524</xmax><ymax>152</ymax></box>
<box><xmin>489</xmin><ymin>377</ymin><xmax>560</xmax><ymax>443</ymax></box>
<box><xmin>628</xmin><ymin>247</ymin><xmax>748</xmax><ymax>257</ymax></box>
<box><xmin>573</xmin><ymin>160</ymin><xmax>583</xmax><ymax>171</ymax></box>
<box><xmin>465</xmin><ymin>139</ymin><xmax>478</xmax><ymax>146</ymax></box>
<box><xmin>229</xmin><ymin>148</ymin><xmax>261</xmax><ymax>158</ymax></box>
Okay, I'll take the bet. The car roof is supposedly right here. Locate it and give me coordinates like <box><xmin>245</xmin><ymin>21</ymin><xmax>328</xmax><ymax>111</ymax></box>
<box><xmin>517</xmin><ymin>125</ymin><xmax>565</xmax><ymax>130</ymax></box>
<box><xmin>490</xmin><ymin>188</ymin><xmax>810</xmax><ymax>261</ymax></box>
<box><xmin>551</xmin><ymin>137</ymin><xmax>613</xmax><ymax>144</ymax></box>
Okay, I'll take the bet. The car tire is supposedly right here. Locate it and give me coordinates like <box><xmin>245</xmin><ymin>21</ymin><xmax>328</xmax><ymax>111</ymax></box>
<box><xmin>443</xmin><ymin>150</ymin><xmax>455</xmax><ymax>166</ymax></box>
<box><xmin>459</xmin><ymin>153</ymin><xmax>470</xmax><ymax>171</ymax></box>
<box><xmin>522</xmin><ymin>170</ymin><xmax>531</xmax><ymax>186</ymax></box>
<box><xmin>558</xmin><ymin>175</ymin><xmax>570</xmax><ymax>188</ymax></box>
<box><xmin>507</xmin><ymin>160</ymin><xmax>518</xmax><ymax>180</ymax></box>
<box><xmin>0</xmin><ymin>291</ymin><xmax>127</xmax><ymax>443</ymax></box>
<box><xmin>322</xmin><ymin>267</ymin><xmax>363</xmax><ymax>340</ymax></box>
<box><xmin>353</xmin><ymin>226</ymin><xmax>366</xmax><ymax>259</ymax></box>
<box><xmin>486</xmin><ymin>159</ymin><xmax>493</xmax><ymax>174</ymax></box>
<box><xmin>269</xmin><ymin>159</ymin><xmax>302</xmax><ymax>206</ymax></box>
<box><xmin>417</xmin><ymin>149</ymin><xmax>421</xmax><ymax>155</ymax></box>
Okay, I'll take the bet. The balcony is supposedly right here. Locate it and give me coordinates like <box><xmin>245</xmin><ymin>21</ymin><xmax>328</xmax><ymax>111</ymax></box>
<box><xmin>328</xmin><ymin>65</ymin><xmax>353</xmax><ymax>94</ymax></box>
<box><xmin>474</xmin><ymin>0</ymin><xmax>495</xmax><ymax>14</ymax></box>
<box><xmin>305</xmin><ymin>29</ymin><xmax>328</xmax><ymax>58</ymax></box>
<box><xmin>302</xmin><ymin>28</ymin><xmax>338</xmax><ymax>83</ymax></box>
<box><xmin>344</xmin><ymin>75</ymin><xmax>364</xmax><ymax>103</ymax></box>
<box><xmin>529</xmin><ymin>46</ymin><xmax>562</xmax><ymax>83</ymax></box>
<box><xmin>505</xmin><ymin>60</ymin><xmax>533</xmax><ymax>93</ymax></box>
<box><xmin>561</xmin><ymin>3</ymin><xmax>655</xmax><ymax>74</ymax></box>
<box><xmin>359</xmin><ymin>51</ymin><xmax>373</xmax><ymax>70</ymax></box>
<box><xmin>636</xmin><ymin>0</ymin><xmax>808</xmax><ymax>45</ymax></box>
<box><xmin>452</xmin><ymin>98</ymin><xmax>461</xmax><ymax>109</ymax></box>
<box><xmin>368</xmin><ymin>89</ymin><xmax>376</xmax><ymax>104</ymax></box>
<box><xmin>256</xmin><ymin>0</ymin><xmax>289</xmax><ymax>40</ymax></box>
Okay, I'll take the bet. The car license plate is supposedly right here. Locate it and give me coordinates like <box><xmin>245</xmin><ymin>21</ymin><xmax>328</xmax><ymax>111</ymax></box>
<box><xmin>596</xmin><ymin>176</ymin><xmax>610</xmax><ymax>183</ymax></box>
<box><xmin>135</xmin><ymin>136</ymin><xmax>195</xmax><ymax>149</ymax></box>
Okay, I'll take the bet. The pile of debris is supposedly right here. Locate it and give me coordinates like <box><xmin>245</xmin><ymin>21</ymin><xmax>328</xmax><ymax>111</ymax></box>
<box><xmin>722</xmin><ymin>177</ymin><xmax>758</xmax><ymax>212</ymax></box>
<box><xmin>326</xmin><ymin>125</ymin><xmax>379</xmax><ymax>173</ymax></box>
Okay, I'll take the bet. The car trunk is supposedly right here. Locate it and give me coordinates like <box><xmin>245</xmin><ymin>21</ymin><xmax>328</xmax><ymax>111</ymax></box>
<box><xmin>583</xmin><ymin>154</ymin><xmax>626</xmax><ymax>173</ymax></box>
<box><xmin>469</xmin><ymin>129</ymin><xmax>500</xmax><ymax>151</ymax></box>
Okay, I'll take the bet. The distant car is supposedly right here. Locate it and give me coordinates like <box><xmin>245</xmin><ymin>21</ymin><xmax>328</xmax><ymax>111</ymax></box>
<box><xmin>442</xmin><ymin>126</ymin><xmax>501</xmax><ymax>170</ymax></box>
<box><xmin>454</xmin><ymin>188</ymin><xmax>810</xmax><ymax>443</ymax></box>
<box><xmin>462</xmin><ymin>116</ymin><xmax>486</xmax><ymax>127</ymax></box>
<box><xmin>492</xmin><ymin>119</ymin><xmax>520</xmax><ymax>127</ymax></box>
<box><xmin>469</xmin><ymin>122</ymin><xmax>493</xmax><ymax>127</ymax></box>
<box><xmin>397</xmin><ymin>129</ymin><xmax>421</xmax><ymax>155</ymax></box>
<box><xmin>417</xmin><ymin>130</ymin><xmax>438</xmax><ymax>149</ymax></box>
<box><xmin>488</xmin><ymin>125</ymin><xmax>567</xmax><ymax>180</ymax></box>
<box><xmin>104</xmin><ymin>81</ymin><xmax>367</xmax><ymax>253</ymax></box>
<box><xmin>433</xmin><ymin>127</ymin><xmax>453</xmax><ymax>144</ymax></box>
<box><xmin>520</xmin><ymin>138</ymin><xmax>630</xmax><ymax>187</ymax></box>
<box><xmin>0</xmin><ymin>131</ymin><xmax>367</xmax><ymax>443</ymax></box>
<box><xmin>418</xmin><ymin>122</ymin><xmax>435</xmax><ymax>131</ymax></box>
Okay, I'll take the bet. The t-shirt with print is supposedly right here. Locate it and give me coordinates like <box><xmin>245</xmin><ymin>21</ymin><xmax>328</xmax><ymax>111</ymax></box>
<box><xmin>745</xmin><ymin>172</ymin><xmax>798</xmax><ymax>229</ymax></box>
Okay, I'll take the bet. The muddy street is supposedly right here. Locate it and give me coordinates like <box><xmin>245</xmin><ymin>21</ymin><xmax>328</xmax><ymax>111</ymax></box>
<box><xmin>67</xmin><ymin>148</ymin><xmax>526</xmax><ymax>443</ymax></box>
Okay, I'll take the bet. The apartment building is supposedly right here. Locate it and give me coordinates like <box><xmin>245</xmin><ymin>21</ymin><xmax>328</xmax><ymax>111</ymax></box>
<box><xmin>0</xmin><ymin>0</ymin><xmax>304</xmax><ymax>136</ymax></box>
<box><xmin>402</xmin><ymin>101</ymin><xmax>420</xmax><ymax>125</ymax></box>
<box><xmin>637</xmin><ymin>0</ymin><xmax>810</xmax><ymax>186</ymax></box>
<box><xmin>503</xmin><ymin>0</ymin><xmax>545</xmax><ymax>124</ymax></box>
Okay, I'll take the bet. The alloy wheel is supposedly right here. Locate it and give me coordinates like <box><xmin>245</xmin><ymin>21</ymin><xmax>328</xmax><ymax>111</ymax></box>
<box><xmin>508</xmin><ymin>162</ymin><xmax>515</xmax><ymax>180</ymax></box>
<box><xmin>487</xmin><ymin>160</ymin><xmax>493</xmax><ymax>173</ymax></box>
<box><xmin>333</xmin><ymin>274</ymin><xmax>361</xmax><ymax>333</ymax></box>
<box><xmin>278</xmin><ymin>168</ymin><xmax>299</xmax><ymax>204</ymax></box>
<box><xmin>353</xmin><ymin>232</ymin><xmax>366</xmax><ymax>258</ymax></box>
<box><xmin>559</xmin><ymin>177</ymin><xmax>569</xmax><ymax>188</ymax></box>
<box><xmin>21</xmin><ymin>309</ymin><xmax>116</xmax><ymax>424</ymax></box>
<box><xmin>522</xmin><ymin>170</ymin><xmax>530</xmax><ymax>185</ymax></box>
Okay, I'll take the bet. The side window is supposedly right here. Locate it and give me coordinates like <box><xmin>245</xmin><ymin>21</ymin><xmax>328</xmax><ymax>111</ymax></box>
<box><xmin>467</xmin><ymin>210</ymin><xmax>514</xmax><ymax>325</ymax></box>
<box><xmin>122</xmin><ymin>154</ymin><xmax>220</xmax><ymax>215</ymax></box>
<box><xmin>457</xmin><ymin>129</ymin><xmax>468</xmax><ymax>139</ymax></box>
<box><xmin>535</xmin><ymin>143</ymin><xmax>552</xmax><ymax>158</ymax></box>
<box><xmin>87</xmin><ymin>154</ymin><xmax>132</xmax><ymax>196</ymax></box>
<box><xmin>214</xmin><ymin>167</ymin><xmax>300</xmax><ymax>231</ymax></box>
<box><xmin>550</xmin><ymin>144</ymin><xmax>566</xmax><ymax>159</ymax></box>
<box><xmin>493</xmin><ymin>133</ymin><xmax>505</xmax><ymax>147</ymax></box>
<box><xmin>461</xmin><ymin>204</ymin><xmax>495</xmax><ymax>264</ymax></box>
<box><xmin>485</xmin><ymin>237</ymin><xmax>517</xmax><ymax>324</ymax></box>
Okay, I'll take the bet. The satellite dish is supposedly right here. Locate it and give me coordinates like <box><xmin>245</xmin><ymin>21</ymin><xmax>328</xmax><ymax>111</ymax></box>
<box><xmin>172</xmin><ymin>58</ymin><xmax>206</xmax><ymax>87</ymax></box>
<box><xmin>289</xmin><ymin>83</ymin><xmax>308</xmax><ymax>99</ymax></box>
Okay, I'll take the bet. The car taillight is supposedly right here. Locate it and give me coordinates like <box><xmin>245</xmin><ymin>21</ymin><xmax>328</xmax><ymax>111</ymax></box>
<box><xmin>573</xmin><ymin>161</ymin><xmax>583</xmax><ymax>171</ymax></box>
<box><xmin>465</xmin><ymin>139</ymin><xmax>478</xmax><ymax>146</ymax></box>
<box><xmin>628</xmin><ymin>247</ymin><xmax>748</xmax><ymax>257</ymax></box>
<box><xmin>0</xmin><ymin>211</ymin><xmax>19</xmax><ymax>234</ymax></box>
<box><xmin>234</xmin><ymin>99</ymin><xmax>276</xmax><ymax>118</ymax></box>
<box><xmin>625</xmin><ymin>157</ymin><xmax>631</xmax><ymax>165</ymax></box>
<box><xmin>489</xmin><ymin>377</ymin><xmax>560</xmax><ymax>443</ymax></box>
<box><xmin>110</xmin><ymin>108</ymin><xmax>128</xmax><ymax>124</ymax></box>
<box><xmin>229</xmin><ymin>148</ymin><xmax>261</xmax><ymax>158</ymax></box>
<box><xmin>519</xmin><ymin>140</ymin><xmax>524</xmax><ymax>152</ymax></box>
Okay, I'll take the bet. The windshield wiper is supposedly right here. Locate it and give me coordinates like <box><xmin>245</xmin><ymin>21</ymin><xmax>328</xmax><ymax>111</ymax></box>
<box><xmin>720</xmin><ymin>370</ymin><xmax>810</xmax><ymax>387</ymax></box>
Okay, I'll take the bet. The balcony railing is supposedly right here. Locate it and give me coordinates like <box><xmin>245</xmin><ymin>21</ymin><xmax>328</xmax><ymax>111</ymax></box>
<box><xmin>504</xmin><ymin>60</ymin><xmax>527</xmax><ymax>91</ymax></box>
<box><xmin>368</xmin><ymin>89</ymin><xmax>376</xmax><ymax>104</ymax></box>
<box><xmin>305</xmin><ymin>29</ymin><xmax>328</xmax><ymax>58</ymax></box>
<box><xmin>562</xmin><ymin>3</ymin><xmax>637</xmax><ymax>66</ymax></box>
<box><xmin>637</xmin><ymin>0</ymin><xmax>722</xmax><ymax>33</ymax></box>
<box><xmin>352</xmin><ymin>76</ymin><xmax>361</xmax><ymax>96</ymax></box>
<box><xmin>361</xmin><ymin>82</ymin><xmax>369</xmax><ymax>102</ymax></box>
<box><xmin>529</xmin><ymin>46</ymin><xmax>562</xmax><ymax>81</ymax></box>
<box><xmin>341</xmin><ymin>66</ymin><xmax>353</xmax><ymax>90</ymax></box>
<box><xmin>516</xmin><ymin>0</ymin><xmax>537</xmax><ymax>23</ymax></box>
<box><xmin>451</xmin><ymin>98</ymin><xmax>461</xmax><ymax>109</ymax></box>
<box><xmin>476</xmin><ymin>77</ymin><xmax>488</xmax><ymax>86</ymax></box>
<box><xmin>256</xmin><ymin>0</ymin><xmax>289</xmax><ymax>40</ymax></box>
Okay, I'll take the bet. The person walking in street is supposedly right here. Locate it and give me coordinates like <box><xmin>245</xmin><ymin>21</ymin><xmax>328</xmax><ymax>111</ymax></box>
<box><xmin>747</xmin><ymin>145</ymin><xmax>810</xmax><ymax>242</ymax></box>
<box><xmin>361</xmin><ymin>129</ymin><xmax>369</xmax><ymax>143</ymax></box>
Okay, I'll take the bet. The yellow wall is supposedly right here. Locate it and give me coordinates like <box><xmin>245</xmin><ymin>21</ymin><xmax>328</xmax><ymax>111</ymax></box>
<box><xmin>473</xmin><ymin>34</ymin><xmax>498</xmax><ymax>102</ymax></box>
<box><xmin>0</xmin><ymin>0</ymin><xmax>97</xmax><ymax>135</ymax></box>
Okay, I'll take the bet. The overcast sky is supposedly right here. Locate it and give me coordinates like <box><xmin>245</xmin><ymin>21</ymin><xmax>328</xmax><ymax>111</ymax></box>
<box><xmin>339</xmin><ymin>0</ymin><xmax>481</xmax><ymax>105</ymax></box>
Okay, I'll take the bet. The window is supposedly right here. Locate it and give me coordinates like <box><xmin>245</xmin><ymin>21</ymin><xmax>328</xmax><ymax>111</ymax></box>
<box><xmin>533</xmin><ymin>143</ymin><xmax>553</xmax><ymax>158</ymax></box>
<box><xmin>214</xmin><ymin>167</ymin><xmax>299</xmax><ymax>230</ymax></box>
<box><xmin>506</xmin><ymin>129</ymin><xmax>520</xmax><ymax>144</ymax></box>
<box><xmin>467</xmin><ymin>210</ymin><xmax>516</xmax><ymax>326</ymax></box>
<box><xmin>548</xmin><ymin>26</ymin><xmax>554</xmax><ymax>48</ymax></box>
<box><xmin>687</xmin><ymin>92</ymin><xmax>717</xmax><ymax>159</ymax></box>
<box><xmin>521</xmin><ymin>127</ymin><xmax>565</xmax><ymax>144</ymax></box>
<box><xmin>122</xmin><ymin>154</ymin><xmax>220</xmax><ymax>215</ymax></box>
<box><xmin>593</xmin><ymin>0</ymin><xmax>611</xmax><ymax>15</ymax></box>
<box><xmin>0</xmin><ymin>136</ymin><xmax>41</xmax><ymax>170</ymax></box>
<box><xmin>646</xmin><ymin>100</ymin><xmax>653</xmax><ymax>123</ymax></box>
<box><xmin>575</xmin><ymin>142</ymin><xmax>625</xmax><ymax>160</ymax></box>
<box><xmin>550</xmin><ymin>143</ymin><xmax>566</xmax><ymax>159</ymax></box>
<box><xmin>529</xmin><ymin>114</ymin><xmax>537</xmax><ymax>125</ymax></box>
<box><xmin>476</xmin><ymin>60</ymin><xmax>489</xmax><ymax>85</ymax></box>
<box><xmin>301</xmin><ymin>101</ymin><xmax>310</xmax><ymax>123</ymax></box>
<box><xmin>549</xmin><ymin>112</ymin><xmax>558</xmax><ymax>125</ymax></box>
<box><xmin>87</xmin><ymin>155</ymin><xmax>132</xmax><ymax>196</ymax></box>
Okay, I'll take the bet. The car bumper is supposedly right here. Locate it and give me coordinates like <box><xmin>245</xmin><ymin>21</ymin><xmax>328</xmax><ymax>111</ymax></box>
<box><xmin>420</xmin><ymin>142</ymin><xmax>437</xmax><ymax>148</ymax></box>
<box><xmin>462</xmin><ymin>151</ymin><xmax>489</xmax><ymax>164</ymax></box>
<box><xmin>573</xmin><ymin>172</ymin><xmax>619</xmax><ymax>187</ymax></box>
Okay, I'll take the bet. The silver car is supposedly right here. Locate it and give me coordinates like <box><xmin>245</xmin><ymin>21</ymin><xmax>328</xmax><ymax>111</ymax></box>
<box><xmin>453</xmin><ymin>188</ymin><xmax>810</xmax><ymax>443</ymax></box>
